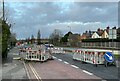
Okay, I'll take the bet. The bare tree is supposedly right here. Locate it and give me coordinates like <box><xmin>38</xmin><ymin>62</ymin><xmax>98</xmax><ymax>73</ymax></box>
<box><xmin>37</xmin><ymin>29</ymin><xmax>41</xmax><ymax>45</ymax></box>
<box><xmin>49</xmin><ymin>29</ymin><xmax>63</xmax><ymax>45</ymax></box>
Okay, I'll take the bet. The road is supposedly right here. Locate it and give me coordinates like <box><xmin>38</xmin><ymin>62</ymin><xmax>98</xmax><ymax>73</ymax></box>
<box><xmin>2</xmin><ymin>46</ymin><xmax>119</xmax><ymax>81</ymax></box>
<box><xmin>53</xmin><ymin>53</ymin><xmax>118</xmax><ymax>79</ymax></box>
<box><xmin>25</xmin><ymin>59</ymin><xmax>101</xmax><ymax>80</ymax></box>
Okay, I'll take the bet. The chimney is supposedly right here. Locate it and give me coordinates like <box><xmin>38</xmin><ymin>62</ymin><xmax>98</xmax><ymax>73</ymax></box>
<box><xmin>89</xmin><ymin>30</ymin><xmax>91</xmax><ymax>33</ymax></box>
<box><xmin>97</xmin><ymin>28</ymin><xmax>100</xmax><ymax>32</ymax></box>
<box><xmin>85</xmin><ymin>31</ymin><xmax>88</xmax><ymax>33</ymax></box>
<box><xmin>112</xmin><ymin>26</ymin><xmax>116</xmax><ymax>29</ymax></box>
<box><xmin>107</xmin><ymin>26</ymin><xmax>110</xmax><ymax>30</ymax></box>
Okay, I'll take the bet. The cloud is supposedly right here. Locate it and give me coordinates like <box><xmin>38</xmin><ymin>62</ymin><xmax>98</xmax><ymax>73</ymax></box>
<box><xmin>5</xmin><ymin>2</ymin><xmax>118</xmax><ymax>39</ymax></box>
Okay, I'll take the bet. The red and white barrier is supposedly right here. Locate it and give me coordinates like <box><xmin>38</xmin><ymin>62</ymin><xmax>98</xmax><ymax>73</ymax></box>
<box><xmin>73</xmin><ymin>49</ymin><xmax>112</xmax><ymax>65</ymax></box>
<box><xmin>51</xmin><ymin>47</ymin><xmax>65</xmax><ymax>54</ymax></box>
<box><xmin>20</xmin><ymin>45</ymin><xmax>51</xmax><ymax>62</ymax></box>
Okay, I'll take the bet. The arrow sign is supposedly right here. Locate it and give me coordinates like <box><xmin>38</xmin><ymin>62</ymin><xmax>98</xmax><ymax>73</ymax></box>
<box><xmin>104</xmin><ymin>52</ymin><xmax>114</xmax><ymax>62</ymax></box>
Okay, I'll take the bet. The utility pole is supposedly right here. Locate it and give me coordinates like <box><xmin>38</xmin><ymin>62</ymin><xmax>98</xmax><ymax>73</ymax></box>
<box><xmin>3</xmin><ymin>0</ymin><xmax>5</xmax><ymax>21</ymax></box>
<box><xmin>112</xmin><ymin>29</ymin><xmax>113</xmax><ymax>55</ymax></box>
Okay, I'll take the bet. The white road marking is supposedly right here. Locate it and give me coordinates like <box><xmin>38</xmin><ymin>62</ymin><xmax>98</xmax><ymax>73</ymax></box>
<box><xmin>83</xmin><ymin>70</ymin><xmax>93</xmax><ymax>75</ymax></box>
<box><xmin>22</xmin><ymin>61</ymin><xmax>31</xmax><ymax>79</ymax></box>
<box><xmin>58</xmin><ymin>59</ymin><xmax>62</xmax><ymax>61</ymax></box>
<box><xmin>13</xmin><ymin>53</ymin><xmax>19</xmax><ymax>55</ymax></box>
<box><xmin>71</xmin><ymin>65</ymin><xmax>79</xmax><ymax>69</ymax></box>
<box><xmin>102</xmin><ymin>80</ymin><xmax>107</xmax><ymax>81</ymax></box>
<box><xmin>29</xmin><ymin>63</ymin><xmax>42</xmax><ymax>81</ymax></box>
<box><xmin>52</xmin><ymin>56</ymin><xmax>56</xmax><ymax>59</ymax></box>
<box><xmin>64</xmin><ymin>61</ymin><xmax>69</xmax><ymax>64</ymax></box>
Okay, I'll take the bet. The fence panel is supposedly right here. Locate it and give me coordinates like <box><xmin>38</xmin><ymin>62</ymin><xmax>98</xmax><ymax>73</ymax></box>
<box><xmin>81</xmin><ymin>42</ymin><xmax>118</xmax><ymax>49</ymax></box>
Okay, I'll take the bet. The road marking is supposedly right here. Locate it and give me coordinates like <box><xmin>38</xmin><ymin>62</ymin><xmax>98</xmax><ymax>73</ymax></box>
<box><xmin>71</xmin><ymin>65</ymin><xmax>79</xmax><ymax>69</ymax></box>
<box><xmin>28</xmin><ymin>63</ymin><xmax>42</xmax><ymax>81</ymax></box>
<box><xmin>52</xmin><ymin>56</ymin><xmax>57</xmax><ymax>59</ymax></box>
<box><xmin>102</xmin><ymin>80</ymin><xmax>107</xmax><ymax>81</ymax></box>
<box><xmin>13</xmin><ymin>53</ymin><xmax>19</xmax><ymax>55</ymax></box>
<box><xmin>30</xmin><ymin>64</ymin><xmax>42</xmax><ymax>81</ymax></box>
<box><xmin>28</xmin><ymin>63</ymin><xmax>39</xmax><ymax>79</ymax></box>
<box><xmin>83</xmin><ymin>70</ymin><xmax>93</xmax><ymax>75</ymax></box>
<box><xmin>64</xmin><ymin>61</ymin><xmax>69</xmax><ymax>64</ymax></box>
<box><xmin>22</xmin><ymin>61</ymin><xmax>31</xmax><ymax>79</ymax></box>
<box><xmin>58</xmin><ymin>59</ymin><xmax>62</xmax><ymax>61</ymax></box>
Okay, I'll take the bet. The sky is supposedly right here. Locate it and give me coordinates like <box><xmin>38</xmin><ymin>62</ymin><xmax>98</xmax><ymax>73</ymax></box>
<box><xmin>2</xmin><ymin>0</ymin><xmax>119</xmax><ymax>39</ymax></box>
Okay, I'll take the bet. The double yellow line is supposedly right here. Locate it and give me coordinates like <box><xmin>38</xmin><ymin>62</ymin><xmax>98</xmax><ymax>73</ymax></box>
<box><xmin>28</xmin><ymin>63</ymin><xmax>42</xmax><ymax>81</ymax></box>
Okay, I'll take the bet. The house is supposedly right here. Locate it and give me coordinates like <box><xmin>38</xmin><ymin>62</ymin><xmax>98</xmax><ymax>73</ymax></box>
<box><xmin>68</xmin><ymin>34</ymin><xmax>81</xmax><ymax>46</ymax></box>
<box><xmin>81</xmin><ymin>33</ymin><xmax>87</xmax><ymax>39</ymax></box>
<box><xmin>23</xmin><ymin>38</ymin><xmax>49</xmax><ymax>44</ymax></box>
<box><xmin>117</xmin><ymin>27</ymin><xmax>120</xmax><ymax>38</ymax></box>
<box><xmin>91</xmin><ymin>32</ymin><xmax>101</xmax><ymax>38</ymax></box>
<box><xmin>81</xmin><ymin>30</ymin><xmax>94</xmax><ymax>39</ymax></box>
<box><xmin>101</xmin><ymin>30</ymin><xmax>109</xmax><ymax>38</ymax></box>
<box><xmin>91</xmin><ymin>28</ymin><xmax>105</xmax><ymax>39</ymax></box>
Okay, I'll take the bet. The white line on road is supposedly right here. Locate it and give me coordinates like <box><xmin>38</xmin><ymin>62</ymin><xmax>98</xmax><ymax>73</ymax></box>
<box><xmin>12</xmin><ymin>53</ymin><xmax>19</xmax><ymax>55</ymax></box>
<box><xmin>58</xmin><ymin>59</ymin><xmax>62</xmax><ymax>61</ymax></box>
<box><xmin>64</xmin><ymin>61</ymin><xmax>69</xmax><ymax>64</ymax></box>
<box><xmin>71</xmin><ymin>65</ymin><xmax>79</xmax><ymax>69</ymax></box>
<box><xmin>52</xmin><ymin>56</ymin><xmax>57</xmax><ymax>59</ymax></box>
<box><xmin>29</xmin><ymin>63</ymin><xmax>42</xmax><ymax>81</ymax></box>
<box><xmin>83</xmin><ymin>70</ymin><xmax>93</xmax><ymax>75</ymax></box>
<box><xmin>22</xmin><ymin>61</ymin><xmax>31</xmax><ymax>79</ymax></box>
<box><xmin>101</xmin><ymin>80</ymin><xmax>107</xmax><ymax>81</ymax></box>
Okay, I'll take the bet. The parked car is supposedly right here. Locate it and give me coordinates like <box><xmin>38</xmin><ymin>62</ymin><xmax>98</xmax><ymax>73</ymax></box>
<box><xmin>45</xmin><ymin>44</ymin><xmax>54</xmax><ymax>50</ymax></box>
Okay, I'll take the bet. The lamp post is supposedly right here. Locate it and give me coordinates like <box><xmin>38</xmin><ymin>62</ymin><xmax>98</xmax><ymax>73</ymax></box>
<box><xmin>67</xmin><ymin>26</ymin><xmax>71</xmax><ymax>31</ymax></box>
<box><xmin>3</xmin><ymin>0</ymin><xmax>5</xmax><ymax>21</ymax></box>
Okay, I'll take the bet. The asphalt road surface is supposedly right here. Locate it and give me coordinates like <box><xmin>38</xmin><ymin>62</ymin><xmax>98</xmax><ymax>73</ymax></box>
<box><xmin>53</xmin><ymin>53</ymin><xmax>119</xmax><ymax>80</ymax></box>
<box><xmin>25</xmin><ymin>59</ymin><xmax>101</xmax><ymax>80</ymax></box>
<box><xmin>2</xmin><ymin>46</ymin><xmax>119</xmax><ymax>81</ymax></box>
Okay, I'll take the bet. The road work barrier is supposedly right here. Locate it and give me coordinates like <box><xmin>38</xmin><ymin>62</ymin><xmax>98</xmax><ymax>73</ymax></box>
<box><xmin>73</xmin><ymin>49</ymin><xmax>116</xmax><ymax>67</ymax></box>
<box><xmin>19</xmin><ymin>45</ymin><xmax>51</xmax><ymax>62</ymax></box>
<box><xmin>50</xmin><ymin>47</ymin><xmax>65</xmax><ymax>54</ymax></box>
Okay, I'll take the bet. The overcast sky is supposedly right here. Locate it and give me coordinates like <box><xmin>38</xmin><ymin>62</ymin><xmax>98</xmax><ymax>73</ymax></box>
<box><xmin>4</xmin><ymin>1</ymin><xmax>118</xmax><ymax>39</ymax></box>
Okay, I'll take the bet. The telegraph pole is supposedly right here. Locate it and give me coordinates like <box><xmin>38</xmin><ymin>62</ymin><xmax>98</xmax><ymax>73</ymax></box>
<box><xmin>3</xmin><ymin>0</ymin><xmax>5</xmax><ymax>21</ymax></box>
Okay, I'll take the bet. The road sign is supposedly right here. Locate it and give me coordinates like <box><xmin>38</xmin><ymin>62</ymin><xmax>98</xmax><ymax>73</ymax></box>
<box><xmin>104</xmin><ymin>52</ymin><xmax>114</xmax><ymax>62</ymax></box>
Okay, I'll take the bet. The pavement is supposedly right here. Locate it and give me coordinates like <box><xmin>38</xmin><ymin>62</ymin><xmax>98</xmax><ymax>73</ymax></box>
<box><xmin>1</xmin><ymin>47</ymin><xmax>28</xmax><ymax>80</ymax></box>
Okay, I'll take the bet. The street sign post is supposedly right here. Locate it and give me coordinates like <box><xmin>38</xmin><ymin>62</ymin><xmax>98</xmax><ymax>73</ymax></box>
<box><xmin>104</xmin><ymin>52</ymin><xmax>114</xmax><ymax>63</ymax></box>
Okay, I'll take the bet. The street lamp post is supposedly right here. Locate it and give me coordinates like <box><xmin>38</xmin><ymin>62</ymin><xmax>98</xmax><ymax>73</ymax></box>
<box><xmin>67</xmin><ymin>26</ymin><xmax>71</xmax><ymax>31</ymax></box>
<box><xmin>3</xmin><ymin>0</ymin><xmax>5</xmax><ymax>21</ymax></box>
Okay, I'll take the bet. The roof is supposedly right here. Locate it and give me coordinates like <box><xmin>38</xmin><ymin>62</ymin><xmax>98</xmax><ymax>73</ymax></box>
<box><xmin>68</xmin><ymin>34</ymin><xmax>80</xmax><ymax>40</ymax></box>
<box><xmin>96</xmin><ymin>30</ymin><xmax>104</xmax><ymax>36</ymax></box>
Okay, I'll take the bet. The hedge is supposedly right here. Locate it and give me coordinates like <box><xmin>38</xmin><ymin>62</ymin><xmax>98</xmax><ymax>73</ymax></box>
<box><xmin>82</xmin><ymin>38</ymin><xmax>120</xmax><ymax>42</ymax></box>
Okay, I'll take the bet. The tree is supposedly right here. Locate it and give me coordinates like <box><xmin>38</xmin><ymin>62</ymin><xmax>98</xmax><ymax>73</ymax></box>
<box><xmin>61</xmin><ymin>31</ymin><xmax>73</xmax><ymax>43</ymax></box>
<box><xmin>49</xmin><ymin>29</ymin><xmax>63</xmax><ymax>45</ymax></box>
<box><xmin>31</xmin><ymin>34</ymin><xmax>35</xmax><ymax>44</ymax></box>
<box><xmin>1</xmin><ymin>19</ymin><xmax>11</xmax><ymax>58</ymax></box>
<box><xmin>1</xmin><ymin>0</ymin><xmax>16</xmax><ymax>58</ymax></box>
<box><xmin>37</xmin><ymin>30</ymin><xmax>41</xmax><ymax>45</ymax></box>
<box><xmin>31</xmin><ymin>34</ymin><xmax>34</xmax><ymax>39</ymax></box>
<box><xmin>8</xmin><ymin>33</ymin><xmax>17</xmax><ymax>47</ymax></box>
